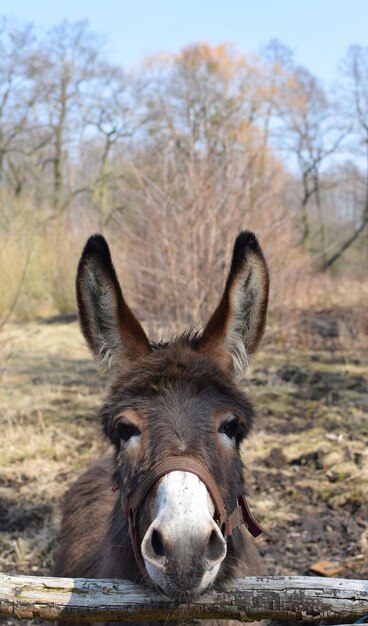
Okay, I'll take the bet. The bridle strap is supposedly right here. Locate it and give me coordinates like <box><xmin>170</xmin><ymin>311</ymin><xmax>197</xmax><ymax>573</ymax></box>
<box><xmin>127</xmin><ymin>515</ymin><xmax>147</xmax><ymax>578</ymax></box>
<box><xmin>116</xmin><ymin>455</ymin><xmax>263</xmax><ymax>577</ymax></box>
<box><xmin>227</xmin><ymin>494</ymin><xmax>263</xmax><ymax>538</ymax></box>
<box><xmin>125</xmin><ymin>456</ymin><xmax>228</xmax><ymax>531</ymax></box>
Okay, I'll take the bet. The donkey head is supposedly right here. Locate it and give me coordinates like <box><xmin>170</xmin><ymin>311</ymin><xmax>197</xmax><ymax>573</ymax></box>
<box><xmin>76</xmin><ymin>232</ymin><xmax>269</xmax><ymax>600</ymax></box>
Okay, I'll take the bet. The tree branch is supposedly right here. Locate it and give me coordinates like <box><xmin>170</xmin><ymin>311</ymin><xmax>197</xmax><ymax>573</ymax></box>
<box><xmin>321</xmin><ymin>202</ymin><xmax>368</xmax><ymax>270</ymax></box>
<box><xmin>0</xmin><ymin>573</ymin><xmax>367</xmax><ymax>623</ymax></box>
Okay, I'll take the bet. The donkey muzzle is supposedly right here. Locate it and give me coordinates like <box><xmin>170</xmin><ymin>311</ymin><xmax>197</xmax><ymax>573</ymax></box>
<box><xmin>120</xmin><ymin>455</ymin><xmax>262</xmax><ymax>595</ymax></box>
<box><xmin>141</xmin><ymin>470</ymin><xmax>227</xmax><ymax>594</ymax></box>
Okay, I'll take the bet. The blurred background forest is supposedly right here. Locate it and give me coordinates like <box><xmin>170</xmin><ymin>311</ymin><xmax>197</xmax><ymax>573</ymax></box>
<box><xmin>0</xmin><ymin>16</ymin><xmax>367</xmax><ymax>334</ymax></box>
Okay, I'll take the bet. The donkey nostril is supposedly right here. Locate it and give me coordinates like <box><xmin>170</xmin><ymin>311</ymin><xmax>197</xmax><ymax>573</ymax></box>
<box><xmin>206</xmin><ymin>528</ymin><xmax>226</xmax><ymax>563</ymax></box>
<box><xmin>209</xmin><ymin>529</ymin><xmax>219</xmax><ymax>551</ymax></box>
<box><xmin>151</xmin><ymin>528</ymin><xmax>165</xmax><ymax>557</ymax></box>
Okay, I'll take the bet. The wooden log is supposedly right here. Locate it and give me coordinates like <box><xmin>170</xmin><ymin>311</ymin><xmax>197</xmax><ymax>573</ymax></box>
<box><xmin>0</xmin><ymin>572</ymin><xmax>367</xmax><ymax>622</ymax></box>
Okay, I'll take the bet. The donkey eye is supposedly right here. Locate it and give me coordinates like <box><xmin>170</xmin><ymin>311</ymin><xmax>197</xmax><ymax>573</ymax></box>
<box><xmin>117</xmin><ymin>422</ymin><xmax>141</xmax><ymax>442</ymax></box>
<box><xmin>218</xmin><ymin>418</ymin><xmax>239</xmax><ymax>440</ymax></box>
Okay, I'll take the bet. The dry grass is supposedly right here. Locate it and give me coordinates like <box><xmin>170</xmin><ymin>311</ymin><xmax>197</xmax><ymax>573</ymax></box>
<box><xmin>266</xmin><ymin>271</ymin><xmax>368</xmax><ymax>352</ymax></box>
<box><xmin>1</xmin><ymin>191</ymin><xmax>367</xmax><ymax>357</ymax></box>
<box><xmin>0</xmin><ymin>318</ymin><xmax>367</xmax><ymax>593</ymax></box>
<box><xmin>0</xmin><ymin>205</ymin><xmax>93</xmax><ymax>321</ymax></box>
<box><xmin>0</xmin><ymin>322</ymin><xmax>107</xmax><ymax>583</ymax></box>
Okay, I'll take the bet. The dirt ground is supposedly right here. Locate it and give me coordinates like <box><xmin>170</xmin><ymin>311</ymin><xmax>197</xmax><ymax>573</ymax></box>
<box><xmin>0</xmin><ymin>318</ymin><xmax>367</xmax><ymax>623</ymax></box>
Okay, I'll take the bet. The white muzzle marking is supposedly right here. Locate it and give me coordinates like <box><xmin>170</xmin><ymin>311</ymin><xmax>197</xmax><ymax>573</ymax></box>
<box><xmin>141</xmin><ymin>471</ymin><xmax>227</xmax><ymax>594</ymax></box>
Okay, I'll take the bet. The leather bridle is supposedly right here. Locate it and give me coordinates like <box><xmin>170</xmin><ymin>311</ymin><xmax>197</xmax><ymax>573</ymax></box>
<box><xmin>113</xmin><ymin>455</ymin><xmax>263</xmax><ymax>577</ymax></box>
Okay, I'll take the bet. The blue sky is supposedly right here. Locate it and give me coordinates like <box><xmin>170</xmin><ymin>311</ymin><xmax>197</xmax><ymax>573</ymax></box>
<box><xmin>2</xmin><ymin>0</ymin><xmax>367</xmax><ymax>85</ymax></box>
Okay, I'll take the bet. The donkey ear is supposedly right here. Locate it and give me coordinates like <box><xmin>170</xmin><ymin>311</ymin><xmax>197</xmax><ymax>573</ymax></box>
<box><xmin>198</xmin><ymin>231</ymin><xmax>269</xmax><ymax>376</ymax></box>
<box><xmin>76</xmin><ymin>234</ymin><xmax>151</xmax><ymax>370</ymax></box>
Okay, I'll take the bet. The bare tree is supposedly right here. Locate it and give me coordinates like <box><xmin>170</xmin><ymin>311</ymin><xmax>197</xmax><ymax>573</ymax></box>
<box><xmin>84</xmin><ymin>64</ymin><xmax>141</xmax><ymax>230</ymax></box>
<box><xmin>0</xmin><ymin>19</ymin><xmax>47</xmax><ymax>197</ymax></box>
<box><xmin>274</xmin><ymin>63</ymin><xmax>345</xmax><ymax>261</ymax></box>
<box><xmin>321</xmin><ymin>45</ymin><xmax>368</xmax><ymax>270</ymax></box>
<box><xmin>34</xmin><ymin>20</ymin><xmax>104</xmax><ymax>215</ymax></box>
<box><xmin>110</xmin><ymin>45</ymin><xmax>296</xmax><ymax>326</ymax></box>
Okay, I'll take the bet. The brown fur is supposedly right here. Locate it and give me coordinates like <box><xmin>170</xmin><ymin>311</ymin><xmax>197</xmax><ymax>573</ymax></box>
<box><xmin>54</xmin><ymin>231</ymin><xmax>269</xmax><ymax>626</ymax></box>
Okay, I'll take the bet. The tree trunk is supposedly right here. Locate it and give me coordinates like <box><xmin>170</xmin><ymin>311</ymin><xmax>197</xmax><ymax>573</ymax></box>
<box><xmin>53</xmin><ymin>79</ymin><xmax>67</xmax><ymax>216</ymax></box>
<box><xmin>301</xmin><ymin>171</ymin><xmax>311</xmax><ymax>246</ymax></box>
<box><xmin>314</xmin><ymin>172</ymin><xmax>327</xmax><ymax>266</ymax></box>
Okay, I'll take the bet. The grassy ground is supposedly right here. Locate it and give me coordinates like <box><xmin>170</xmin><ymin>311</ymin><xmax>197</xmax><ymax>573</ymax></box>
<box><xmin>0</xmin><ymin>319</ymin><xmax>367</xmax><ymax>622</ymax></box>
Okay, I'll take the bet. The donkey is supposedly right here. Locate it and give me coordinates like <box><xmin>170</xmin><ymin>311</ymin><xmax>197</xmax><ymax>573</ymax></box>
<box><xmin>55</xmin><ymin>231</ymin><xmax>269</xmax><ymax>625</ymax></box>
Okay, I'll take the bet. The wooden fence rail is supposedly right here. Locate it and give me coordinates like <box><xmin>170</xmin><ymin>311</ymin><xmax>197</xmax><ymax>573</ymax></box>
<box><xmin>1</xmin><ymin>573</ymin><xmax>368</xmax><ymax>623</ymax></box>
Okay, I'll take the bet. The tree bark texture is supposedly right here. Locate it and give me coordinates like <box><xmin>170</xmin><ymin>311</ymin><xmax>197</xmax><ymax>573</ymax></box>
<box><xmin>0</xmin><ymin>573</ymin><xmax>367</xmax><ymax>623</ymax></box>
